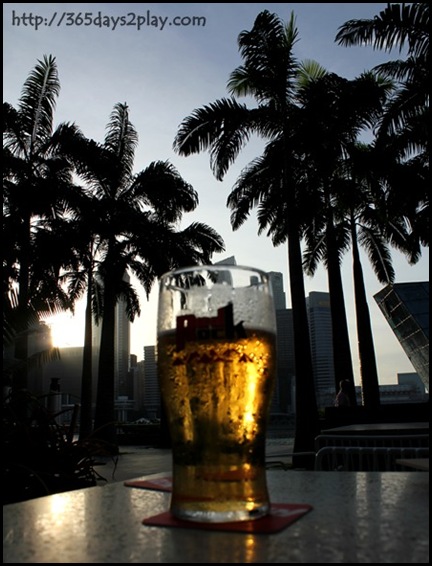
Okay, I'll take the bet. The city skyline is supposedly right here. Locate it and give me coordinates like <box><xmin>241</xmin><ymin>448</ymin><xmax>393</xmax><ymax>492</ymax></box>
<box><xmin>41</xmin><ymin>282</ymin><xmax>428</xmax><ymax>418</ymax></box>
<box><xmin>46</xmin><ymin>256</ymin><xmax>427</xmax><ymax>387</ymax></box>
<box><xmin>48</xmin><ymin>256</ymin><xmax>428</xmax><ymax>398</ymax></box>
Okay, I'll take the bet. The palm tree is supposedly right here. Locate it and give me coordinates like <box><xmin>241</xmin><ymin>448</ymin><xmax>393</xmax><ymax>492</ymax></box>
<box><xmin>336</xmin><ymin>3</ymin><xmax>429</xmax><ymax>246</ymax></box>
<box><xmin>303</xmin><ymin>165</ymin><xmax>390</xmax><ymax>409</ymax></box>
<box><xmin>50</xmin><ymin>206</ymin><xmax>103</xmax><ymax>441</ymax></box>
<box><xmin>61</xmin><ymin>103</ymin><xmax>225</xmax><ymax>446</ymax></box>
<box><xmin>174</xmin><ymin>11</ymin><xmax>321</xmax><ymax>464</ymax></box>
<box><xmin>336</xmin><ymin>3</ymin><xmax>428</xmax><ymax>144</ymax></box>
<box><xmin>297</xmin><ymin>70</ymin><xmax>394</xmax><ymax>407</ymax></box>
<box><xmin>227</xmin><ymin>69</ymin><xmax>395</xmax><ymax>409</ymax></box>
<box><xmin>334</xmin><ymin>5</ymin><xmax>429</xmax><ymax>404</ymax></box>
<box><xmin>303</xmin><ymin>137</ymin><xmax>423</xmax><ymax>410</ymax></box>
<box><xmin>3</xmin><ymin>55</ymin><xmax>81</xmax><ymax>393</ymax></box>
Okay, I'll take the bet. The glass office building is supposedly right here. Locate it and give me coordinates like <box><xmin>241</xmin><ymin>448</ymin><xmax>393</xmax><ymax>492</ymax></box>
<box><xmin>374</xmin><ymin>282</ymin><xmax>429</xmax><ymax>391</ymax></box>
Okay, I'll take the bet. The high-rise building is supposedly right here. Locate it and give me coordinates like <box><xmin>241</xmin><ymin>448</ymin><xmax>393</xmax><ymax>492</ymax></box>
<box><xmin>306</xmin><ymin>291</ymin><xmax>335</xmax><ymax>405</ymax></box>
<box><xmin>133</xmin><ymin>359</ymin><xmax>146</xmax><ymax>411</ymax></box>
<box><xmin>274</xmin><ymin>309</ymin><xmax>295</xmax><ymax>413</ymax></box>
<box><xmin>274</xmin><ymin>290</ymin><xmax>335</xmax><ymax>412</ymax></box>
<box><xmin>214</xmin><ymin>255</ymin><xmax>237</xmax><ymax>285</ymax></box>
<box><xmin>374</xmin><ymin>282</ymin><xmax>429</xmax><ymax>390</ymax></box>
<box><xmin>143</xmin><ymin>345</ymin><xmax>160</xmax><ymax>418</ymax></box>
<box><xmin>115</xmin><ymin>296</ymin><xmax>131</xmax><ymax>399</ymax></box>
<box><xmin>268</xmin><ymin>271</ymin><xmax>286</xmax><ymax>310</ymax></box>
<box><xmin>266</xmin><ymin>271</ymin><xmax>293</xmax><ymax>413</ymax></box>
<box><xmin>119</xmin><ymin>354</ymin><xmax>137</xmax><ymax>400</ymax></box>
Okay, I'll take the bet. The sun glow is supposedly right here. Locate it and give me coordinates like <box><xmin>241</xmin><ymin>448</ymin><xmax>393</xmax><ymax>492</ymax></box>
<box><xmin>45</xmin><ymin>305</ymin><xmax>86</xmax><ymax>349</ymax></box>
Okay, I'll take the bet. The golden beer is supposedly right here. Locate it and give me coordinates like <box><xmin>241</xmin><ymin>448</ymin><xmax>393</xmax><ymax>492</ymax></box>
<box><xmin>158</xmin><ymin>327</ymin><xmax>276</xmax><ymax>522</ymax></box>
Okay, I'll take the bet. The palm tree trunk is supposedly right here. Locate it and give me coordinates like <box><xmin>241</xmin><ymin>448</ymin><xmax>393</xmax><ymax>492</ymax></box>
<box><xmin>93</xmin><ymin>276</ymin><xmax>117</xmax><ymax>448</ymax></box>
<box><xmin>14</xmin><ymin>215</ymin><xmax>31</xmax><ymax>394</ymax></box>
<box><xmin>325</xmin><ymin>221</ymin><xmax>357</xmax><ymax>405</ymax></box>
<box><xmin>285</xmin><ymin>172</ymin><xmax>320</xmax><ymax>465</ymax></box>
<box><xmin>79</xmin><ymin>270</ymin><xmax>94</xmax><ymax>440</ymax></box>
<box><xmin>351</xmin><ymin>219</ymin><xmax>380</xmax><ymax>408</ymax></box>
<box><xmin>288</xmin><ymin>229</ymin><xmax>320</xmax><ymax>466</ymax></box>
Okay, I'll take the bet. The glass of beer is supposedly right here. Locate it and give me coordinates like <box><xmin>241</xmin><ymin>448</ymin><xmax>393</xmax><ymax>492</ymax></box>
<box><xmin>157</xmin><ymin>264</ymin><xmax>277</xmax><ymax>523</ymax></box>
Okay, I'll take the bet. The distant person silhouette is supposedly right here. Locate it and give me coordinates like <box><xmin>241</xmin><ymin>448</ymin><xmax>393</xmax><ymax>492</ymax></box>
<box><xmin>334</xmin><ymin>379</ymin><xmax>351</xmax><ymax>407</ymax></box>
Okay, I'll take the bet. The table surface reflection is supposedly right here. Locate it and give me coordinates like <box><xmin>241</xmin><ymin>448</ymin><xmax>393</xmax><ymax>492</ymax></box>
<box><xmin>3</xmin><ymin>470</ymin><xmax>429</xmax><ymax>563</ymax></box>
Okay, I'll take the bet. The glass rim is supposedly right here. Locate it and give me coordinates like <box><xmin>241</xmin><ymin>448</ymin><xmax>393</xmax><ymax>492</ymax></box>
<box><xmin>159</xmin><ymin>263</ymin><xmax>269</xmax><ymax>280</ymax></box>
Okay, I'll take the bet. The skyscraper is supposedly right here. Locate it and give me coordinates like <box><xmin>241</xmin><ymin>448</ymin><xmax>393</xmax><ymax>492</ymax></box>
<box><xmin>267</xmin><ymin>271</ymin><xmax>294</xmax><ymax>413</ymax></box>
<box><xmin>268</xmin><ymin>271</ymin><xmax>286</xmax><ymax>310</ymax></box>
<box><xmin>115</xmin><ymin>297</ymin><xmax>131</xmax><ymax>399</ymax></box>
<box><xmin>374</xmin><ymin>282</ymin><xmax>429</xmax><ymax>390</ymax></box>
<box><xmin>306</xmin><ymin>291</ymin><xmax>335</xmax><ymax>405</ymax></box>
<box><xmin>274</xmin><ymin>289</ymin><xmax>335</xmax><ymax>411</ymax></box>
<box><xmin>143</xmin><ymin>345</ymin><xmax>160</xmax><ymax>418</ymax></box>
<box><xmin>274</xmin><ymin>309</ymin><xmax>295</xmax><ymax>413</ymax></box>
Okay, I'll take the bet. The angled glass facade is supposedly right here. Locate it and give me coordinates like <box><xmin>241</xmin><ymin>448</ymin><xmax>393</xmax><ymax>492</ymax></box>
<box><xmin>374</xmin><ymin>282</ymin><xmax>429</xmax><ymax>391</ymax></box>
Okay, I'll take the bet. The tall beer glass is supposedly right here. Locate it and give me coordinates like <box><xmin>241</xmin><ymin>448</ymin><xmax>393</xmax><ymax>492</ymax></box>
<box><xmin>157</xmin><ymin>265</ymin><xmax>277</xmax><ymax>523</ymax></box>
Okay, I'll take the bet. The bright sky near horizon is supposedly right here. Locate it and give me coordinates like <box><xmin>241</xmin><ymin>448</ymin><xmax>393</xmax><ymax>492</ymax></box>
<box><xmin>4</xmin><ymin>3</ymin><xmax>429</xmax><ymax>385</ymax></box>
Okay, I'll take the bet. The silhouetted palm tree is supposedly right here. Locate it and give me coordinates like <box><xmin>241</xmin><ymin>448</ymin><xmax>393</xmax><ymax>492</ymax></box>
<box><xmin>52</xmin><ymin>203</ymin><xmax>103</xmax><ymax>441</ymax></box>
<box><xmin>174</xmin><ymin>11</ymin><xmax>322</xmax><ymax>464</ymax></box>
<box><xmin>3</xmin><ymin>55</ymin><xmax>80</xmax><ymax>392</ymax></box>
<box><xmin>61</xmin><ymin>103</ymin><xmax>225</xmax><ymax>446</ymax></box>
<box><xmin>336</xmin><ymin>3</ymin><xmax>428</xmax><ymax>147</ymax></box>
<box><xmin>297</xmin><ymin>70</ymin><xmax>394</xmax><ymax>406</ymax></box>
<box><xmin>227</xmin><ymin>69</ymin><xmax>396</xmax><ymax>408</ymax></box>
<box><xmin>336</xmin><ymin>3</ymin><xmax>429</xmax><ymax>246</ymax></box>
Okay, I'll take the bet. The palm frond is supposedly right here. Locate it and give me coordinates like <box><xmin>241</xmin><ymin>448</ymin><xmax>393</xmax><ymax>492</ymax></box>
<box><xmin>296</xmin><ymin>59</ymin><xmax>328</xmax><ymax>88</ymax></box>
<box><xmin>358</xmin><ymin>225</ymin><xmax>395</xmax><ymax>284</ymax></box>
<box><xmin>336</xmin><ymin>3</ymin><xmax>429</xmax><ymax>58</ymax></box>
<box><xmin>385</xmin><ymin>218</ymin><xmax>422</xmax><ymax>265</ymax></box>
<box><xmin>229</xmin><ymin>10</ymin><xmax>300</xmax><ymax>105</ymax></box>
<box><xmin>64</xmin><ymin>270</ymin><xmax>89</xmax><ymax>303</ymax></box>
<box><xmin>48</xmin><ymin>121</ymin><xmax>85</xmax><ymax>156</ymax></box>
<box><xmin>18</xmin><ymin>54</ymin><xmax>60</xmax><ymax>154</ymax></box>
<box><xmin>104</xmin><ymin>103</ymin><xmax>138</xmax><ymax>184</ymax></box>
<box><xmin>179</xmin><ymin>222</ymin><xmax>226</xmax><ymax>259</ymax></box>
<box><xmin>3</xmin><ymin>102</ymin><xmax>28</xmax><ymax>157</ymax></box>
<box><xmin>302</xmin><ymin>231</ymin><xmax>327</xmax><ymax>276</ymax></box>
<box><xmin>227</xmin><ymin>140</ymin><xmax>283</xmax><ymax>231</ymax></box>
<box><xmin>117</xmin><ymin>277</ymin><xmax>141</xmax><ymax>322</ymax></box>
<box><xmin>373</xmin><ymin>55</ymin><xmax>424</xmax><ymax>83</ymax></box>
<box><xmin>131</xmin><ymin>160</ymin><xmax>198</xmax><ymax>221</ymax></box>
<box><xmin>378</xmin><ymin>80</ymin><xmax>428</xmax><ymax>143</ymax></box>
<box><xmin>174</xmin><ymin>98</ymin><xmax>257</xmax><ymax>180</ymax></box>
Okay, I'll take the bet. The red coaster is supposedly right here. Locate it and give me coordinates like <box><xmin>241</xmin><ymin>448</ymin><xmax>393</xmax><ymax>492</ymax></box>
<box><xmin>142</xmin><ymin>504</ymin><xmax>312</xmax><ymax>534</ymax></box>
<box><xmin>124</xmin><ymin>477</ymin><xmax>172</xmax><ymax>492</ymax></box>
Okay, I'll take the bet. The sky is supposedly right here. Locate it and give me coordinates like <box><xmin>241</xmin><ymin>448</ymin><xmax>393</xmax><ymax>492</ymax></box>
<box><xmin>3</xmin><ymin>3</ymin><xmax>429</xmax><ymax>384</ymax></box>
